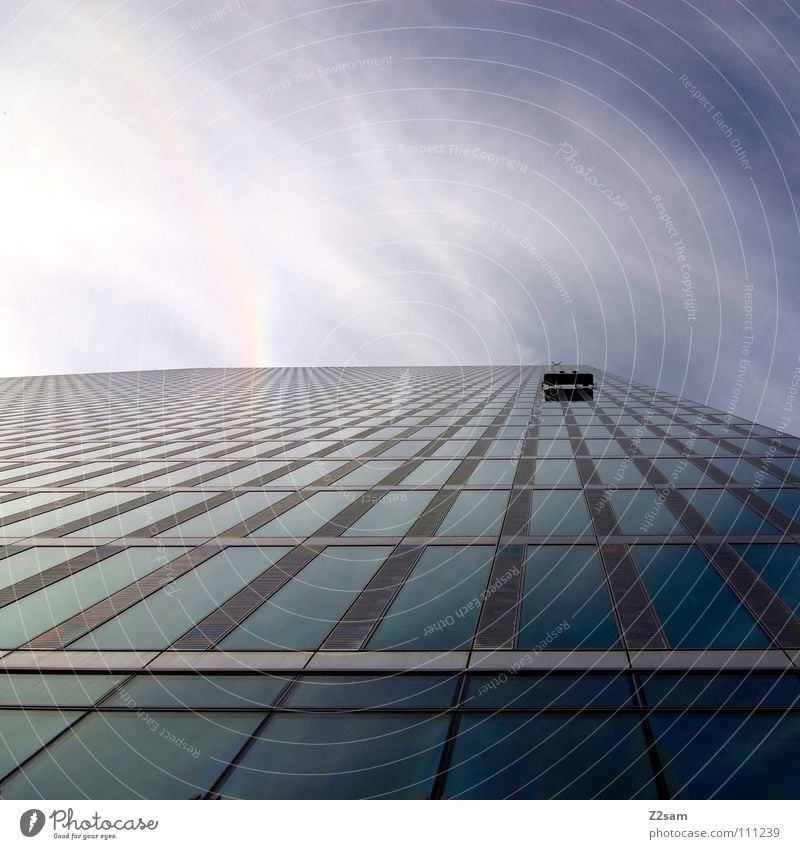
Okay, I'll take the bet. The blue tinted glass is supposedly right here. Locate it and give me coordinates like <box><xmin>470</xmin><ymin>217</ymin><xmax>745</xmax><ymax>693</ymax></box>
<box><xmin>217</xmin><ymin>713</ymin><xmax>449</xmax><ymax>799</ymax></box>
<box><xmin>593</xmin><ymin>458</ymin><xmax>645</xmax><ymax>486</ymax></box>
<box><xmin>710</xmin><ymin>458</ymin><xmax>783</xmax><ymax>486</ymax></box>
<box><xmin>519</xmin><ymin>546</ymin><xmax>620</xmax><ymax>649</ymax></box>
<box><xmin>682</xmin><ymin>490</ymin><xmax>779</xmax><ymax>535</ymax></box>
<box><xmin>0</xmin><ymin>491</ymin><xmax>141</xmax><ymax>537</ymax></box>
<box><xmin>202</xmin><ymin>461</ymin><xmax>287</xmax><ymax>487</ymax></box>
<box><xmin>431</xmin><ymin>440</ymin><xmax>476</xmax><ymax>459</ymax></box>
<box><xmin>444</xmin><ymin>714</ymin><xmax>656</xmax><ymax>799</ymax></box>
<box><xmin>378</xmin><ymin>440</ymin><xmax>429</xmax><ymax>459</ymax></box>
<box><xmin>250</xmin><ymin>491</ymin><xmax>358</xmax><ymax>537</ymax></box>
<box><xmin>400</xmin><ymin>459</ymin><xmax>460</xmax><ymax>485</ymax></box>
<box><xmin>163</xmin><ymin>492</ymin><xmax>290</xmax><ymax>537</ymax></box>
<box><xmin>468</xmin><ymin>460</ymin><xmax>517</xmax><ymax>485</ymax></box>
<box><xmin>284</xmin><ymin>675</ymin><xmax>457</xmax><ymax>709</ymax></box>
<box><xmin>652</xmin><ymin>459</ymin><xmax>715</xmax><ymax>485</ymax></box>
<box><xmin>463</xmin><ymin>673</ymin><xmax>633</xmax><ymax>709</ymax></box>
<box><xmin>0</xmin><ymin>711</ymin><xmax>262</xmax><ymax>799</ymax></box>
<box><xmin>771</xmin><ymin>457</ymin><xmax>800</xmax><ymax>475</ymax></box>
<box><xmin>537</xmin><ymin>426</ymin><xmax>568</xmax><ymax>439</ymax></box>
<box><xmin>368</xmin><ymin>546</ymin><xmax>493</xmax><ymax>650</ymax></box>
<box><xmin>640</xmin><ymin>673</ymin><xmax>800</xmax><ymax>708</ymax></box>
<box><xmin>0</xmin><ymin>673</ymin><xmax>123</xmax><ymax>707</ymax></box>
<box><xmin>533</xmin><ymin>458</ymin><xmax>581</xmax><ymax>485</ymax></box>
<box><xmin>335</xmin><ymin>461</ymin><xmax>403</xmax><ymax>486</ymax></box>
<box><xmin>686</xmin><ymin>439</ymin><xmax>734</xmax><ymax>457</ymax></box>
<box><xmin>630</xmin><ymin>546</ymin><xmax>769</xmax><ymax>649</ymax></box>
<box><xmin>537</xmin><ymin>440</ymin><xmax>574</xmax><ymax>458</ymax></box>
<box><xmin>635</xmin><ymin>441</ymin><xmax>680</xmax><ymax>457</ymax></box>
<box><xmin>752</xmin><ymin>487</ymin><xmax>800</xmax><ymax>522</ymax></box>
<box><xmin>344</xmin><ymin>491</ymin><xmax>435</xmax><ymax>536</ymax></box>
<box><xmin>651</xmin><ymin>713</ymin><xmax>800</xmax><ymax>799</ymax></box>
<box><xmin>221</xmin><ymin>547</ymin><xmax>391</xmax><ymax>650</ymax></box>
<box><xmin>436</xmin><ymin>491</ymin><xmax>509</xmax><ymax>536</ymax></box>
<box><xmin>267</xmin><ymin>460</ymin><xmax>346</xmax><ymax>487</ymax></box>
<box><xmin>580</xmin><ymin>425</ymin><xmax>612</xmax><ymax>438</ymax></box>
<box><xmin>0</xmin><ymin>548</ymin><xmax>186</xmax><ymax>650</ymax></box>
<box><xmin>0</xmin><ymin>710</ymin><xmax>82</xmax><ymax>780</ymax></box>
<box><xmin>483</xmin><ymin>441</ymin><xmax>519</xmax><ymax>458</ymax></box>
<box><xmin>72</xmin><ymin>547</ymin><xmax>290</xmax><ymax>650</ymax></box>
<box><xmin>0</xmin><ymin>546</ymin><xmax>91</xmax><ymax>592</ymax></box>
<box><xmin>103</xmin><ymin>674</ymin><xmax>290</xmax><ymax>708</ymax></box>
<box><xmin>732</xmin><ymin>544</ymin><xmax>800</xmax><ymax>614</ymax></box>
<box><xmin>584</xmin><ymin>440</ymin><xmax>622</xmax><ymax>458</ymax></box>
<box><xmin>611</xmin><ymin>490</ymin><xmax>681</xmax><ymax>535</ymax></box>
<box><xmin>530</xmin><ymin>490</ymin><xmax>592</xmax><ymax>535</ymax></box>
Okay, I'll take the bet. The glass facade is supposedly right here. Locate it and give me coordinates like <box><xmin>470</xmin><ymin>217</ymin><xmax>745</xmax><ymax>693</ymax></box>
<box><xmin>0</xmin><ymin>364</ymin><xmax>798</xmax><ymax>799</ymax></box>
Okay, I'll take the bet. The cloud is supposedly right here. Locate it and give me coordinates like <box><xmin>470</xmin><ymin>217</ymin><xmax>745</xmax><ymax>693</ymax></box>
<box><xmin>1</xmin><ymin>0</ymin><xmax>798</xmax><ymax>431</ymax></box>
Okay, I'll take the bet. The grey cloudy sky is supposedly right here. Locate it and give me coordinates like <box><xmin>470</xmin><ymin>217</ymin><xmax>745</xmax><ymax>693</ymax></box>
<box><xmin>2</xmin><ymin>0</ymin><xmax>800</xmax><ymax>431</ymax></box>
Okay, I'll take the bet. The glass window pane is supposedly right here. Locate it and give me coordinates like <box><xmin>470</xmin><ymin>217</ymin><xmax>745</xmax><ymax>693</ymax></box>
<box><xmin>593</xmin><ymin>459</ymin><xmax>645</xmax><ymax>486</ymax></box>
<box><xmin>464</xmin><ymin>673</ymin><xmax>634</xmax><ymax>709</ymax></box>
<box><xmin>65</xmin><ymin>492</ymin><xmax>208</xmax><ymax>538</ymax></box>
<box><xmin>0</xmin><ymin>492</ymin><xmax>69</xmax><ymax>518</ymax></box>
<box><xmin>267</xmin><ymin>460</ymin><xmax>346</xmax><ymax>487</ymax></box>
<box><xmin>651</xmin><ymin>713</ymin><xmax>800</xmax><ymax>799</ymax></box>
<box><xmin>284</xmin><ymin>675</ymin><xmax>457</xmax><ymax>709</ymax></box>
<box><xmin>751</xmin><ymin>487</ymin><xmax>800</xmax><ymax>522</ymax></box>
<box><xmin>519</xmin><ymin>546</ymin><xmax>619</xmax><ymax>649</ymax></box>
<box><xmin>104</xmin><ymin>674</ymin><xmax>290</xmax><ymax>709</ymax></box>
<box><xmin>250</xmin><ymin>491</ymin><xmax>358</xmax><ymax>537</ymax></box>
<box><xmin>335</xmin><ymin>461</ymin><xmax>403</xmax><ymax>486</ymax></box>
<box><xmin>322</xmin><ymin>440</ymin><xmax>376</xmax><ymax>460</ymax></box>
<box><xmin>0</xmin><ymin>709</ymin><xmax>82</xmax><ymax>781</ymax></box>
<box><xmin>536</xmin><ymin>440</ymin><xmax>573</xmax><ymax>458</ymax></box>
<box><xmin>378</xmin><ymin>441</ymin><xmax>429</xmax><ymax>459</ymax></box>
<box><xmin>732</xmin><ymin>544</ymin><xmax>800</xmax><ymax>614</ymax></box>
<box><xmin>0</xmin><ymin>674</ymin><xmax>124</xmax><ymax>707</ymax></box>
<box><xmin>368</xmin><ymin>546</ymin><xmax>493</xmax><ymax>650</ymax></box>
<box><xmin>483</xmin><ymin>441</ymin><xmax>519</xmax><ymax>458</ymax></box>
<box><xmin>216</xmin><ymin>713</ymin><xmax>449</xmax><ymax>799</ymax></box>
<box><xmin>220</xmin><ymin>547</ymin><xmax>391</xmax><ymax>650</ymax></box>
<box><xmin>530</xmin><ymin>490</ymin><xmax>592</xmax><ymax>535</ymax></box>
<box><xmin>468</xmin><ymin>460</ymin><xmax>517</xmax><ymax>485</ymax></box>
<box><xmin>0</xmin><ymin>711</ymin><xmax>262</xmax><ymax>799</ymax></box>
<box><xmin>640</xmin><ymin>672</ymin><xmax>800</xmax><ymax>709</ymax></box>
<box><xmin>611</xmin><ymin>490</ymin><xmax>681</xmax><ymax>535</ymax></box>
<box><xmin>682</xmin><ymin>490</ymin><xmax>779</xmax><ymax>535</ymax></box>
<box><xmin>533</xmin><ymin>459</ymin><xmax>581</xmax><ymax>485</ymax></box>
<box><xmin>0</xmin><ymin>492</ymin><xmax>142</xmax><ymax>537</ymax></box>
<box><xmin>72</xmin><ymin>547</ymin><xmax>291</xmax><ymax>650</ymax></box>
<box><xmin>125</xmin><ymin>462</ymin><xmax>230</xmax><ymax>487</ymax></box>
<box><xmin>201</xmin><ymin>461</ymin><xmax>287</xmax><ymax>487</ymax></box>
<box><xmin>444</xmin><ymin>714</ymin><xmax>656</xmax><ymax>799</ymax></box>
<box><xmin>630</xmin><ymin>546</ymin><xmax>769</xmax><ymax>649</ymax></box>
<box><xmin>0</xmin><ymin>546</ymin><xmax>91</xmax><ymax>592</ymax></box>
<box><xmin>634</xmin><ymin>440</ymin><xmax>680</xmax><ymax>458</ymax></box>
<box><xmin>0</xmin><ymin>547</ymin><xmax>186</xmax><ymax>650</ymax></box>
<box><xmin>400</xmin><ymin>459</ymin><xmax>459</xmax><ymax>485</ymax></box>
<box><xmin>431</xmin><ymin>440</ymin><xmax>475</xmax><ymax>459</ymax></box>
<box><xmin>685</xmin><ymin>439</ymin><xmax>734</xmax><ymax>457</ymax></box>
<box><xmin>436</xmin><ymin>491</ymin><xmax>509</xmax><ymax>536</ymax></box>
<box><xmin>162</xmin><ymin>492</ymin><xmax>290</xmax><ymax>538</ymax></box>
<box><xmin>344</xmin><ymin>491</ymin><xmax>436</xmax><ymax>537</ymax></box>
<box><xmin>274</xmin><ymin>441</ymin><xmax>333</xmax><ymax>460</ymax></box>
<box><xmin>652</xmin><ymin>458</ymin><xmax>716</xmax><ymax>486</ymax></box>
<box><xmin>710</xmin><ymin>458</ymin><xmax>784</xmax><ymax>487</ymax></box>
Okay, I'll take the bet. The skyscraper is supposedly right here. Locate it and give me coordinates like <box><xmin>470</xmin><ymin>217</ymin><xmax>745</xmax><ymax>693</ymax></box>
<box><xmin>0</xmin><ymin>365</ymin><xmax>798</xmax><ymax>799</ymax></box>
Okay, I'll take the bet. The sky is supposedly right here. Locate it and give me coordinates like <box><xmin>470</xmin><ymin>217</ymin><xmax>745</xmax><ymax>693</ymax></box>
<box><xmin>1</xmin><ymin>0</ymin><xmax>800</xmax><ymax>432</ymax></box>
